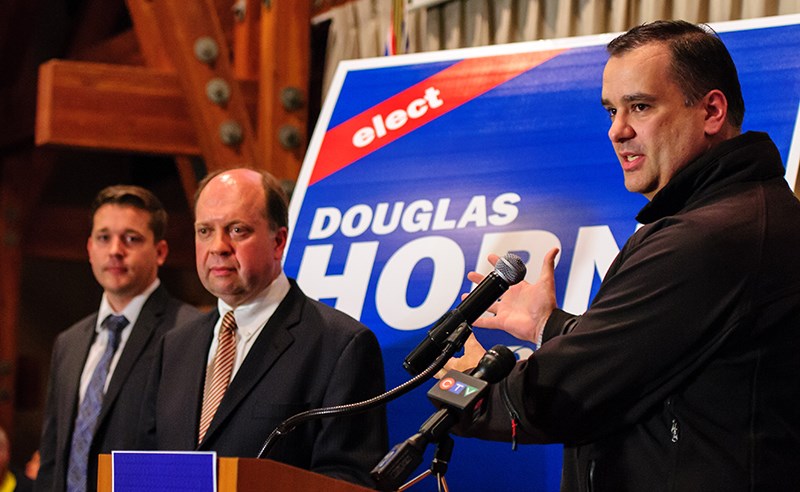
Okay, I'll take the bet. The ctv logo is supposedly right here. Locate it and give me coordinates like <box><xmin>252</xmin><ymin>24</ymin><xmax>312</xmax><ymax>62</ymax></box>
<box><xmin>439</xmin><ymin>377</ymin><xmax>479</xmax><ymax>396</ymax></box>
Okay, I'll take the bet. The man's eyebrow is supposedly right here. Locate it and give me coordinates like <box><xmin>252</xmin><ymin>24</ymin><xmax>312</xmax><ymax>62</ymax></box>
<box><xmin>622</xmin><ymin>92</ymin><xmax>657</xmax><ymax>103</ymax></box>
<box><xmin>601</xmin><ymin>93</ymin><xmax>657</xmax><ymax>107</ymax></box>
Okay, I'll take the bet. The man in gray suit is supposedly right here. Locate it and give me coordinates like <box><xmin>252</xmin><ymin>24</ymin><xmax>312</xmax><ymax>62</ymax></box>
<box><xmin>35</xmin><ymin>186</ymin><xmax>202</xmax><ymax>492</ymax></box>
<box><xmin>140</xmin><ymin>168</ymin><xmax>388</xmax><ymax>487</ymax></box>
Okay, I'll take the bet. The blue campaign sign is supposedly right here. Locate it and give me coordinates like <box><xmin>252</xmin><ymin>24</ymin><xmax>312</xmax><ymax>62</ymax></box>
<box><xmin>284</xmin><ymin>15</ymin><xmax>800</xmax><ymax>491</ymax></box>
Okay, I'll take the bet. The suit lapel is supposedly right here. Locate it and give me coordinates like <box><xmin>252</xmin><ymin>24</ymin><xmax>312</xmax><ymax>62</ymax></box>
<box><xmin>97</xmin><ymin>286</ymin><xmax>167</xmax><ymax>425</ymax></box>
<box><xmin>199</xmin><ymin>285</ymin><xmax>303</xmax><ymax>446</ymax></box>
<box><xmin>57</xmin><ymin>316</ymin><xmax>98</xmax><ymax>458</ymax></box>
<box><xmin>185</xmin><ymin>311</ymin><xmax>219</xmax><ymax>447</ymax></box>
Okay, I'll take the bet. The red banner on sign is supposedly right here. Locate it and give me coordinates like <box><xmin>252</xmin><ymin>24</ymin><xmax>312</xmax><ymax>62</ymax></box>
<box><xmin>309</xmin><ymin>49</ymin><xmax>565</xmax><ymax>185</ymax></box>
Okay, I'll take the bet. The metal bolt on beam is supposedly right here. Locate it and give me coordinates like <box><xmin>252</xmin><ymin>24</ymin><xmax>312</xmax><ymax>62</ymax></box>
<box><xmin>280</xmin><ymin>87</ymin><xmax>305</xmax><ymax>111</ymax></box>
<box><xmin>194</xmin><ymin>37</ymin><xmax>219</xmax><ymax>64</ymax></box>
<box><xmin>233</xmin><ymin>0</ymin><xmax>247</xmax><ymax>21</ymax></box>
<box><xmin>206</xmin><ymin>78</ymin><xmax>231</xmax><ymax>105</ymax></box>
<box><xmin>278</xmin><ymin>125</ymin><xmax>302</xmax><ymax>149</ymax></box>
<box><xmin>219</xmin><ymin>120</ymin><xmax>244</xmax><ymax>146</ymax></box>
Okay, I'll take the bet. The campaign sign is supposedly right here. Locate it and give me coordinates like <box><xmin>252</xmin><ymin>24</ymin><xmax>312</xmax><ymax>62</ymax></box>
<box><xmin>284</xmin><ymin>15</ymin><xmax>800</xmax><ymax>491</ymax></box>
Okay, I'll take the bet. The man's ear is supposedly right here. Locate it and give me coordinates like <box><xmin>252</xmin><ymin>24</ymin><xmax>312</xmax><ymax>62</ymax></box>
<box><xmin>155</xmin><ymin>239</ymin><xmax>169</xmax><ymax>266</ymax></box>
<box><xmin>702</xmin><ymin>89</ymin><xmax>729</xmax><ymax>136</ymax></box>
<box><xmin>273</xmin><ymin>227</ymin><xmax>288</xmax><ymax>260</ymax></box>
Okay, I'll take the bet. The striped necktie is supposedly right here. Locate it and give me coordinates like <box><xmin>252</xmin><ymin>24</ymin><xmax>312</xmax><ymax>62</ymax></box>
<box><xmin>198</xmin><ymin>310</ymin><xmax>237</xmax><ymax>444</ymax></box>
<box><xmin>66</xmin><ymin>314</ymin><xmax>129</xmax><ymax>492</ymax></box>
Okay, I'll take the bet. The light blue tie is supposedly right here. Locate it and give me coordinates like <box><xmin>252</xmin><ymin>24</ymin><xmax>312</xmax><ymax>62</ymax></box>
<box><xmin>66</xmin><ymin>314</ymin><xmax>129</xmax><ymax>492</ymax></box>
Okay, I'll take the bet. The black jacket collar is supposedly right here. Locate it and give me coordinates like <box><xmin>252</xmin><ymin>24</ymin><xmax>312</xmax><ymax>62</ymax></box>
<box><xmin>636</xmin><ymin>131</ymin><xmax>784</xmax><ymax>224</ymax></box>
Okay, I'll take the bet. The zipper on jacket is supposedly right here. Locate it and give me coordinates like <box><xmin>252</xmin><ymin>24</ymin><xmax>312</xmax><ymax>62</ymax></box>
<box><xmin>500</xmin><ymin>378</ymin><xmax>521</xmax><ymax>451</ymax></box>
<box><xmin>670</xmin><ymin>419</ymin><xmax>679</xmax><ymax>443</ymax></box>
<box><xmin>665</xmin><ymin>397</ymin><xmax>680</xmax><ymax>443</ymax></box>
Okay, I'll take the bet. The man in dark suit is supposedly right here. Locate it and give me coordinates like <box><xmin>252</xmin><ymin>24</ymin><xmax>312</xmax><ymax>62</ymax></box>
<box><xmin>35</xmin><ymin>186</ymin><xmax>202</xmax><ymax>492</ymax></box>
<box><xmin>139</xmin><ymin>168</ymin><xmax>388</xmax><ymax>486</ymax></box>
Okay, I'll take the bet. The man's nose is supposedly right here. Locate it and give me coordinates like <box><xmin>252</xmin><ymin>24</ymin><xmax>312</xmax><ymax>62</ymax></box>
<box><xmin>209</xmin><ymin>232</ymin><xmax>232</xmax><ymax>255</ymax></box>
<box><xmin>108</xmin><ymin>236</ymin><xmax>125</xmax><ymax>256</ymax></box>
<box><xmin>608</xmin><ymin>114</ymin><xmax>634</xmax><ymax>142</ymax></box>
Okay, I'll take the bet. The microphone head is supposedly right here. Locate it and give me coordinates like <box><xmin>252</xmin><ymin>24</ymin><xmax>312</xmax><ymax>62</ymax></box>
<box><xmin>473</xmin><ymin>345</ymin><xmax>517</xmax><ymax>383</ymax></box>
<box><xmin>494</xmin><ymin>253</ymin><xmax>526</xmax><ymax>285</ymax></box>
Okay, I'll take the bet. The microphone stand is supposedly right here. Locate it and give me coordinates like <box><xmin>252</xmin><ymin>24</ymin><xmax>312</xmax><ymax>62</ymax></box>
<box><xmin>257</xmin><ymin>322</ymin><xmax>473</xmax><ymax>459</ymax></box>
<box><xmin>398</xmin><ymin>435</ymin><xmax>454</xmax><ymax>492</ymax></box>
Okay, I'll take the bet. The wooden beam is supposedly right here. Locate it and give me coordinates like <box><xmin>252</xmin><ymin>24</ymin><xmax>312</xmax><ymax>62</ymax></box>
<box><xmin>232</xmin><ymin>0</ymin><xmax>261</xmax><ymax>79</ymax></box>
<box><xmin>258</xmin><ymin>0</ymin><xmax>310</xmax><ymax>181</ymax></box>
<box><xmin>125</xmin><ymin>0</ymin><xmax>175</xmax><ymax>69</ymax></box>
<box><xmin>150</xmin><ymin>0</ymin><xmax>261</xmax><ymax>171</ymax></box>
<box><xmin>127</xmin><ymin>0</ymin><xmax>199</xmax><ymax>204</ymax></box>
<box><xmin>35</xmin><ymin>60</ymin><xmax>258</xmax><ymax>156</ymax></box>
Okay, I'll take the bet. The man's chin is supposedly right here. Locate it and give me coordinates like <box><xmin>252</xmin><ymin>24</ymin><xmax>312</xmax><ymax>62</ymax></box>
<box><xmin>205</xmin><ymin>281</ymin><xmax>244</xmax><ymax>301</ymax></box>
<box><xmin>100</xmin><ymin>279</ymin><xmax>131</xmax><ymax>294</ymax></box>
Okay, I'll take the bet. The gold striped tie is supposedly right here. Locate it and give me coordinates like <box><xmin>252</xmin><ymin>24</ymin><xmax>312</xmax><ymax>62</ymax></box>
<box><xmin>198</xmin><ymin>310</ymin><xmax>237</xmax><ymax>444</ymax></box>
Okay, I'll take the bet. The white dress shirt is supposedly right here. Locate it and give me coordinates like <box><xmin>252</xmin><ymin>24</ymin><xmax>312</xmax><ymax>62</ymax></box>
<box><xmin>77</xmin><ymin>279</ymin><xmax>161</xmax><ymax>402</ymax></box>
<box><xmin>205</xmin><ymin>272</ymin><xmax>291</xmax><ymax>379</ymax></box>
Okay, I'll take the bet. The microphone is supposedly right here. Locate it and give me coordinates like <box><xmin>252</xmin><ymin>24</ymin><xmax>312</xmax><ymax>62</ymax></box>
<box><xmin>372</xmin><ymin>345</ymin><xmax>517</xmax><ymax>490</ymax></box>
<box><xmin>463</xmin><ymin>344</ymin><xmax>517</xmax><ymax>382</ymax></box>
<box><xmin>403</xmin><ymin>253</ymin><xmax>526</xmax><ymax>376</ymax></box>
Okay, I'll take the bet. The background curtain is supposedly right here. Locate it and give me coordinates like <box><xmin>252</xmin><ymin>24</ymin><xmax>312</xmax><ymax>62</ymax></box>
<box><xmin>317</xmin><ymin>0</ymin><xmax>800</xmax><ymax>96</ymax></box>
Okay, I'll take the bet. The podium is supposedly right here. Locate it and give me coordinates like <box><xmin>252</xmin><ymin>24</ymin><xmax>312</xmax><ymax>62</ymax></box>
<box><xmin>98</xmin><ymin>454</ymin><xmax>373</xmax><ymax>492</ymax></box>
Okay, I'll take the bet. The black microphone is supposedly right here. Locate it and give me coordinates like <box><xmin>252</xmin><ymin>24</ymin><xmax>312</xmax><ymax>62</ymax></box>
<box><xmin>465</xmin><ymin>344</ymin><xmax>517</xmax><ymax>382</ymax></box>
<box><xmin>403</xmin><ymin>253</ymin><xmax>526</xmax><ymax>375</ymax></box>
<box><xmin>372</xmin><ymin>345</ymin><xmax>517</xmax><ymax>490</ymax></box>
<box><xmin>424</xmin><ymin>345</ymin><xmax>516</xmax><ymax>433</ymax></box>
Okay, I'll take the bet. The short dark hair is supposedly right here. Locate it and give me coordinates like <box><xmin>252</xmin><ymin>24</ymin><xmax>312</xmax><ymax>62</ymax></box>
<box><xmin>91</xmin><ymin>185</ymin><xmax>168</xmax><ymax>241</ymax></box>
<box><xmin>607</xmin><ymin>20</ymin><xmax>745</xmax><ymax>129</ymax></box>
<box><xmin>194</xmin><ymin>168</ymin><xmax>289</xmax><ymax>231</ymax></box>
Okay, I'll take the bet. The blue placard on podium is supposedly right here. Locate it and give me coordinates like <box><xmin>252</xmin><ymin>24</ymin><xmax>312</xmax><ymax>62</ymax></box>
<box><xmin>111</xmin><ymin>451</ymin><xmax>217</xmax><ymax>492</ymax></box>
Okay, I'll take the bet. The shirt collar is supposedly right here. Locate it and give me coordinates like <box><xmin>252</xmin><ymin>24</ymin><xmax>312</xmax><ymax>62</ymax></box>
<box><xmin>216</xmin><ymin>272</ymin><xmax>290</xmax><ymax>340</ymax></box>
<box><xmin>97</xmin><ymin>278</ymin><xmax>161</xmax><ymax>332</ymax></box>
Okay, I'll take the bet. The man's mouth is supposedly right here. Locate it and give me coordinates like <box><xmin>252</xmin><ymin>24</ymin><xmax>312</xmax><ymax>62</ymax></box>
<box><xmin>620</xmin><ymin>153</ymin><xmax>643</xmax><ymax>170</ymax></box>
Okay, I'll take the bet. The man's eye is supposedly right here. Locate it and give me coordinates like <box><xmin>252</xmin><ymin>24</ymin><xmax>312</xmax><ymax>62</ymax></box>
<box><xmin>605</xmin><ymin>107</ymin><xmax>616</xmax><ymax>118</ymax></box>
<box><xmin>196</xmin><ymin>227</ymin><xmax>209</xmax><ymax>238</ymax></box>
<box><xmin>230</xmin><ymin>226</ymin><xmax>250</xmax><ymax>238</ymax></box>
<box><xmin>95</xmin><ymin>234</ymin><xmax>110</xmax><ymax>243</ymax></box>
<box><xmin>632</xmin><ymin>103</ymin><xmax>649</xmax><ymax>112</ymax></box>
<box><xmin>123</xmin><ymin>234</ymin><xmax>145</xmax><ymax>246</ymax></box>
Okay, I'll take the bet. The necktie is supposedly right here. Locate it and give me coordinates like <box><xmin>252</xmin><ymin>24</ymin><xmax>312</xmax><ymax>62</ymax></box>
<box><xmin>67</xmin><ymin>314</ymin><xmax>129</xmax><ymax>492</ymax></box>
<box><xmin>198</xmin><ymin>311</ymin><xmax>237</xmax><ymax>444</ymax></box>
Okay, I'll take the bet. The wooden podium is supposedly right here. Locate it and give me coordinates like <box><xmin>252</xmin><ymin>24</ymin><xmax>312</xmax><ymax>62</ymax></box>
<box><xmin>98</xmin><ymin>454</ymin><xmax>373</xmax><ymax>491</ymax></box>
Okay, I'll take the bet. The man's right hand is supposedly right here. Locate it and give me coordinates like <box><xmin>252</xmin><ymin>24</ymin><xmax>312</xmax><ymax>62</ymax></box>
<box><xmin>468</xmin><ymin>248</ymin><xmax>560</xmax><ymax>345</ymax></box>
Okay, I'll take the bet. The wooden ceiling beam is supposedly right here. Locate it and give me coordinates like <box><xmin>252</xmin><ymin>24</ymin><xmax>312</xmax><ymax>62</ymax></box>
<box><xmin>258</xmin><ymin>1</ymin><xmax>310</xmax><ymax>181</ymax></box>
<box><xmin>125</xmin><ymin>0</ymin><xmax>175</xmax><ymax>70</ymax></box>
<box><xmin>36</xmin><ymin>60</ymin><xmax>258</xmax><ymax>156</ymax></box>
<box><xmin>149</xmin><ymin>0</ymin><xmax>261</xmax><ymax>171</ymax></box>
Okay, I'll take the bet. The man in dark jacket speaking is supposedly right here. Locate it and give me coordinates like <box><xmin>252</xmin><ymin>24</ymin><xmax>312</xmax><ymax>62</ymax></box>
<box><xmin>448</xmin><ymin>20</ymin><xmax>800</xmax><ymax>491</ymax></box>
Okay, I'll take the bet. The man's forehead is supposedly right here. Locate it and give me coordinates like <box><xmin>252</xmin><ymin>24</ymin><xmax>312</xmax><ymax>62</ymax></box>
<box><xmin>601</xmin><ymin>47</ymin><xmax>674</xmax><ymax>99</ymax></box>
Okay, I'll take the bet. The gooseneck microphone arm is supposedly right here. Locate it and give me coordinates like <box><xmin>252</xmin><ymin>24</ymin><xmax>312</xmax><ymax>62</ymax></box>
<box><xmin>256</xmin><ymin>322</ymin><xmax>473</xmax><ymax>459</ymax></box>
